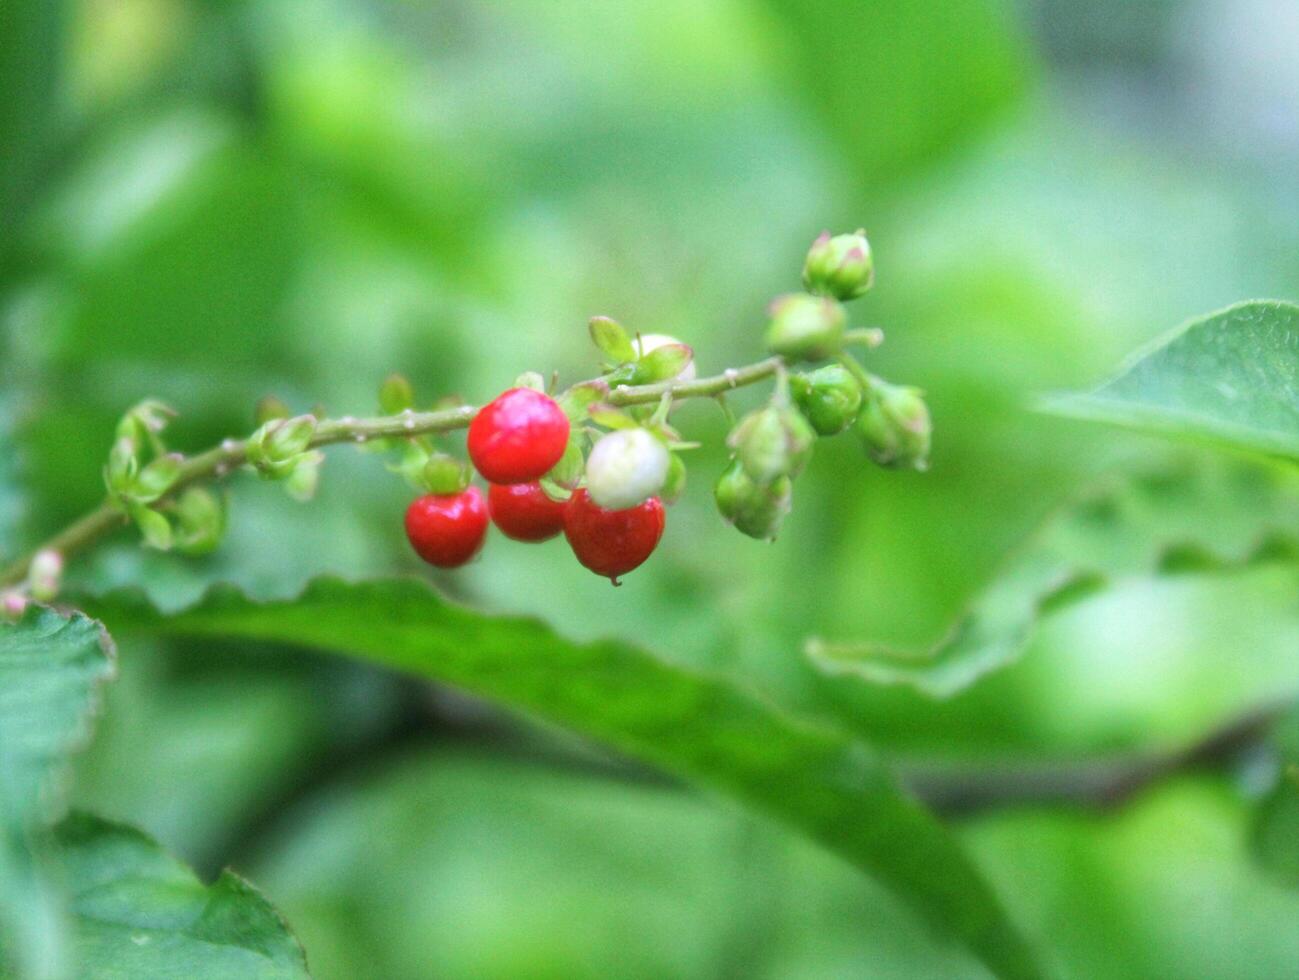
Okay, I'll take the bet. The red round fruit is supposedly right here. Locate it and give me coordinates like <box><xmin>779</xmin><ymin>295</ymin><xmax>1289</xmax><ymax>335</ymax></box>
<box><xmin>488</xmin><ymin>482</ymin><xmax>567</xmax><ymax>542</ymax></box>
<box><xmin>563</xmin><ymin>488</ymin><xmax>666</xmax><ymax>584</ymax></box>
<box><xmin>467</xmin><ymin>388</ymin><xmax>570</xmax><ymax>485</ymax></box>
<box><xmin>404</xmin><ymin>488</ymin><xmax>489</xmax><ymax>568</ymax></box>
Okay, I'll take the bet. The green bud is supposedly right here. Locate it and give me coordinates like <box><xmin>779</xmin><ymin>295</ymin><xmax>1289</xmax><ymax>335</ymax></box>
<box><xmin>660</xmin><ymin>452</ymin><xmax>687</xmax><ymax>505</ymax></box>
<box><xmin>378</xmin><ymin>373</ymin><xmax>415</xmax><ymax>414</ymax></box>
<box><xmin>131</xmin><ymin>453</ymin><xmax>183</xmax><ymax>504</ymax></box>
<box><xmin>587</xmin><ymin>405</ymin><xmax>638</xmax><ymax>430</ymax></box>
<box><xmin>589</xmin><ymin>315</ymin><xmax>637</xmax><ymax>365</ymax></box>
<box><xmin>27</xmin><ymin>549</ymin><xmax>63</xmax><ymax>602</ymax></box>
<box><xmin>255</xmin><ymin>395</ymin><xmax>292</xmax><ymax>426</ymax></box>
<box><xmin>129</xmin><ymin>503</ymin><xmax>173</xmax><ymax>551</ymax></box>
<box><xmin>285</xmin><ymin>451</ymin><xmax>325</xmax><ymax>502</ymax></box>
<box><xmin>790</xmin><ymin>364</ymin><xmax>863</xmax><ymax>435</ymax></box>
<box><xmin>585</xmin><ymin>428</ymin><xmax>670</xmax><ymax>509</ymax></box>
<box><xmin>105</xmin><ymin>437</ymin><xmax>139</xmax><ymax>496</ymax></box>
<box><xmin>513</xmin><ymin>371</ymin><xmax>547</xmax><ymax>392</ymax></box>
<box><xmin>557</xmin><ymin>381</ymin><xmax>609</xmax><ymax>422</ymax></box>
<box><xmin>266</xmin><ymin>415</ymin><xmax>317</xmax><ymax>459</ymax></box>
<box><xmin>546</xmin><ymin>437</ymin><xmax>586</xmax><ymax>490</ymax></box>
<box><xmin>421</xmin><ymin>453</ymin><xmax>470</xmax><ymax>495</ymax></box>
<box><xmin>115</xmin><ymin>400</ymin><xmax>174</xmax><ymax>448</ymax></box>
<box><xmin>802</xmin><ymin>229</ymin><xmax>875</xmax><ymax>301</ymax></box>
<box><xmin>174</xmin><ymin>487</ymin><xmax>225</xmax><ymax>556</ymax></box>
<box><xmin>764</xmin><ymin>293</ymin><xmax>846</xmax><ymax>362</ymax></box>
<box><xmin>856</xmin><ymin>382</ymin><xmax>931</xmax><ymax>470</ymax></box>
<box><xmin>714</xmin><ymin>461</ymin><xmax>792</xmax><ymax>541</ymax></box>
<box><xmin>631</xmin><ymin>343</ymin><xmax>694</xmax><ymax>384</ymax></box>
<box><xmin>728</xmin><ymin>404</ymin><xmax>815</xmax><ymax>486</ymax></box>
<box><xmin>634</xmin><ymin>334</ymin><xmax>697</xmax><ymax>381</ymax></box>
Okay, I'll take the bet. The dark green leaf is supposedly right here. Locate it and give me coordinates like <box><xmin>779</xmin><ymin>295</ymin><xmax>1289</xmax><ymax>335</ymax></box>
<box><xmin>85</xmin><ymin>577</ymin><xmax>1046</xmax><ymax>980</ymax></box>
<box><xmin>807</xmin><ymin>460</ymin><xmax>1299</xmax><ymax>697</ymax></box>
<box><xmin>1043</xmin><ymin>301</ymin><xmax>1299</xmax><ymax>460</ymax></box>
<box><xmin>0</xmin><ymin>606</ymin><xmax>115</xmax><ymax>979</ymax></box>
<box><xmin>52</xmin><ymin>811</ymin><xmax>309</xmax><ymax>980</ymax></box>
<box><xmin>1252</xmin><ymin>707</ymin><xmax>1299</xmax><ymax>887</ymax></box>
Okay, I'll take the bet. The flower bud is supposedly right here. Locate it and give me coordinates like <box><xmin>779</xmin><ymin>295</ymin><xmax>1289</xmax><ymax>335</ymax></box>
<box><xmin>856</xmin><ymin>382</ymin><xmax>931</xmax><ymax>470</ymax></box>
<box><xmin>255</xmin><ymin>395</ymin><xmax>292</xmax><ymax>425</ymax></box>
<box><xmin>802</xmin><ymin>229</ymin><xmax>874</xmax><ymax>301</ymax></box>
<box><xmin>634</xmin><ymin>333</ymin><xmax>697</xmax><ymax>381</ymax></box>
<box><xmin>585</xmin><ymin>428</ymin><xmax>670</xmax><ymax>510</ymax></box>
<box><xmin>174</xmin><ymin>487</ymin><xmax>226</xmax><ymax>556</ymax></box>
<box><xmin>790</xmin><ymin>364</ymin><xmax>862</xmax><ymax>435</ymax></box>
<box><xmin>378</xmin><ymin>373</ymin><xmax>415</xmax><ymax>415</ymax></box>
<box><xmin>545</xmin><ymin>438</ymin><xmax>585</xmax><ymax>490</ymax></box>
<box><xmin>590</xmin><ymin>316</ymin><xmax>637</xmax><ymax>365</ymax></box>
<box><xmin>421</xmin><ymin>453</ymin><xmax>471</xmax><ymax>495</ymax></box>
<box><xmin>660</xmin><ymin>452</ymin><xmax>687</xmax><ymax>505</ymax></box>
<box><xmin>27</xmin><ymin>549</ymin><xmax>63</xmax><ymax>602</ymax></box>
<box><xmin>728</xmin><ymin>405</ymin><xmax>815</xmax><ymax>486</ymax></box>
<box><xmin>714</xmin><ymin>461</ymin><xmax>792</xmax><ymax>541</ymax></box>
<box><xmin>1</xmin><ymin>591</ymin><xmax>28</xmax><ymax>621</ymax></box>
<box><xmin>764</xmin><ymin>293</ymin><xmax>846</xmax><ymax>362</ymax></box>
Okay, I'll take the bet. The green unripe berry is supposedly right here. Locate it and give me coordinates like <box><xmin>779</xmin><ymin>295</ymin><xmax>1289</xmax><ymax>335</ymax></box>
<box><xmin>728</xmin><ymin>404</ymin><xmax>815</xmax><ymax>486</ymax></box>
<box><xmin>856</xmin><ymin>382</ymin><xmax>931</xmax><ymax>470</ymax></box>
<box><xmin>714</xmin><ymin>460</ymin><xmax>792</xmax><ymax>541</ymax></box>
<box><xmin>802</xmin><ymin>230</ymin><xmax>874</xmax><ymax>301</ymax></box>
<box><xmin>764</xmin><ymin>293</ymin><xmax>846</xmax><ymax>362</ymax></box>
<box><xmin>790</xmin><ymin>364</ymin><xmax>862</xmax><ymax>435</ymax></box>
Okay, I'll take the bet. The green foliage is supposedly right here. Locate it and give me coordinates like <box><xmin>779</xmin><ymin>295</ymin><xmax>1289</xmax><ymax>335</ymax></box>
<box><xmin>0</xmin><ymin>607</ymin><xmax>306</xmax><ymax>979</ymax></box>
<box><xmin>1252</xmin><ymin>707</ymin><xmax>1299</xmax><ymax>887</ymax></box>
<box><xmin>85</xmin><ymin>577</ymin><xmax>1046</xmax><ymax>980</ymax></box>
<box><xmin>51</xmin><ymin>812</ymin><xmax>309</xmax><ymax>980</ymax></box>
<box><xmin>808</xmin><ymin>459</ymin><xmax>1299</xmax><ymax>697</ymax></box>
<box><xmin>0</xmin><ymin>606</ymin><xmax>113</xmax><ymax>980</ymax></box>
<box><xmin>1044</xmin><ymin>301</ymin><xmax>1299</xmax><ymax>459</ymax></box>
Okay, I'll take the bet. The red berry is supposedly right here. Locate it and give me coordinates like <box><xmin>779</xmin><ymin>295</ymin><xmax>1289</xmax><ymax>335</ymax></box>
<box><xmin>563</xmin><ymin>488</ymin><xmax>666</xmax><ymax>584</ymax></box>
<box><xmin>467</xmin><ymin>388</ymin><xmax>570</xmax><ymax>485</ymax></box>
<box><xmin>488</xmin><ymin>482</ymin><xmax>567</xmax><ymax>542</ymax></box>
<box><xmin>404</xmin><ymin>488</ymin><xmax>489</xmax><ymax>568</ymax></box>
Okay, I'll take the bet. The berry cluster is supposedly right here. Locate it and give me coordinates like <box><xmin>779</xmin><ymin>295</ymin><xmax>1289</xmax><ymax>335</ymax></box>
<box><xmin>404</xmin><ymin>386</ymin><xmax>665</xmax><ymax>584</ymax></box>
<box><xmin>397</xmin><ymin>229</ymin><xmax>930</xmax><ymax>585</ymax></box>
<box><xmin>0</xmin><ymin>229</ymin><xmax>933</xmax><ymax>609</ymax></box>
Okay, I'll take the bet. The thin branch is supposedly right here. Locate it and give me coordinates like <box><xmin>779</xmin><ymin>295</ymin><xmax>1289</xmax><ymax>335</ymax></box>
<box><xmin>902</xmin><ymin>699</ymin><xmax>1289</xmax><ymax>816</ymax></box>
<box><xmin>0</xmin><ymin>359</ymin><xmax>786</xmax><ymax>588</ymax></box>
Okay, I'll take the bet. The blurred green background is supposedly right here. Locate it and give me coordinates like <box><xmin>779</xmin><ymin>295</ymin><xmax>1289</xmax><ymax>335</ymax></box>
<box><xmin>4</xmin><ymin>0</ymin><xmax>1299</xmax><ymax>977</ymax></box>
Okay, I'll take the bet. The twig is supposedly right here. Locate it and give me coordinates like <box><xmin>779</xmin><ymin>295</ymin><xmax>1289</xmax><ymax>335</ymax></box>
<box><xmin>0</xmin><ymin>358</ymin><xmax>787</xmax><ymax>588</ymax></box>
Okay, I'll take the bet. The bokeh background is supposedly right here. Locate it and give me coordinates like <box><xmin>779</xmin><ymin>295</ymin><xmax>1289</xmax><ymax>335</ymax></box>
<box><xmin>4</xmin><ymin>0</ymin><xmax>1299</xmax><ymax>977</ymax></box>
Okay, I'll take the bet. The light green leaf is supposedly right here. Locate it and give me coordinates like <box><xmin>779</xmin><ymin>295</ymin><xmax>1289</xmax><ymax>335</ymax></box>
<box><xmin>84</xmin><ymin>577</ymin><xmax>1046</xmax><ymax>980</ymax></box>
<box><xmin>1043</xmin><ymin>301</ymin><xmax>1299</xmax><ymax>459</ymax></box>
<box><xmin>761</xmin><ymin>0</ymin><xmax>1030</xmax><ymax>182</ymax></box>
<box><xmin>52</xmin><ymin>812</ymin><xmax>309</xmax><ymax>980</ymax></box>
<box><xmin>0</xmin><ymin>606</ymin><xmax>115</xmax><ymax>980</ymax></box>
<box><xmin>0</xmin><ymin>606</ymin><xmax>115</xmax><ymax>831</ymax></box>
<box><xmin>807</xmin><ymin>460</ymin><xmax>1299</xmax><ymax>697</ymax></box>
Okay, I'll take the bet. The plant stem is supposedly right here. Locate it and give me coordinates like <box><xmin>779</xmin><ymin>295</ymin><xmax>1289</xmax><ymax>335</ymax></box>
<box><xmin>0</xmin><ymin>358</ymin><xmax>786</xmax><ymax>588</ymax></box>
<box><xmin>836</xmin><ymin>352</ymin><xmax>880</xmax><ymax>393</ymax></box>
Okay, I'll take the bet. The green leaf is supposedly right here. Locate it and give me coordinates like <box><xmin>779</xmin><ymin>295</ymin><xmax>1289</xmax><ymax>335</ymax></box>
<box><xmin>1252</xmin><ymin>707</ymin><xmax>1299</xmax><ymax>887</ymax></box>
<box><xmin>1043</xmin><ymin>301</ymin><xmax>1299</xmax><ymax>460</ymax></box>
<box><xmin>807</xmin><ymin>460</ymin><xmax>1299</xmax><ymax>697</ymax></box>
<box><xmin>84</xmin><ymin>577</ymin><xmax>1046</xmax><ymax>980</ymax></box>
<box><xmin>0</xmin><ymin>606</ymin><xmax>115</xmax><ymax>980</ymax></box>
<box><xmin>52</xmin><ymin>811</ymin><xmax>309</xmax><ymax>980</ymax></box>
<box><xmin>761</xmin><ymin>0</ymin><xmax>1030</xmax><ymax>183</ymax></box>
<box><xmin>588</xmin><ymin>316</ymin><xmax>636</xmax><ymax>365</ymax></box>
<box><xmin>0</xmin><ymin>606</ymin><xmax>115</xmax><ymax>830</ymax></box>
